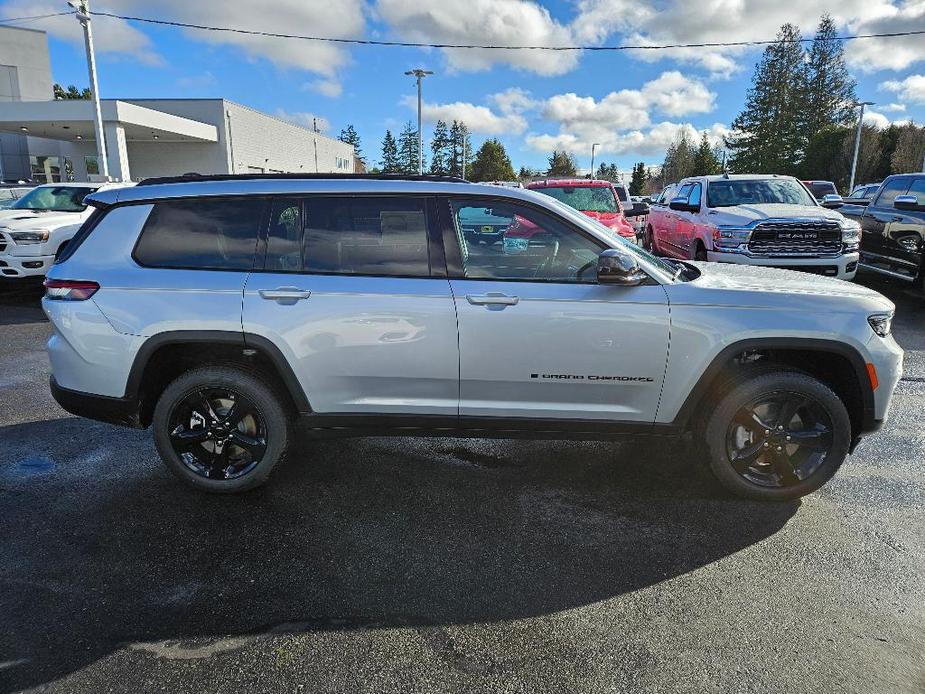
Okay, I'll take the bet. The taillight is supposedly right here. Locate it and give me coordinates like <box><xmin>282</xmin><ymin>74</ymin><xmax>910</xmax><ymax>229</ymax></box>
<box><xmin>43</xmin><ymin>279</ymin><xmax>100</xmax><ymax>301</ymax></box>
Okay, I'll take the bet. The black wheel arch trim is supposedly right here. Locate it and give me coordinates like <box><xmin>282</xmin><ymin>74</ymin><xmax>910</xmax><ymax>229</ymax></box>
<box><xmin>671</xmin><ymin>337</ymin><xmax>877</xmax><ymax>434</ymax></box>
<box><xmin>124</xmin><ymin>330</ymin><xmax>312</xmax><ymax>414</ymax></box>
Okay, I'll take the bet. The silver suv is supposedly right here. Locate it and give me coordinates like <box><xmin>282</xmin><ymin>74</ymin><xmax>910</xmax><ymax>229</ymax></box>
<box><xmin>43</xmin><ymin>174</ymin><xmax>903</xmax><ymax>501</ymax></box>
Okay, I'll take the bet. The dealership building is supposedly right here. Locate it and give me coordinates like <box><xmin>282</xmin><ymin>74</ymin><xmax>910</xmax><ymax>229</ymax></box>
<box><xmin>0</xmin><ymin>25</ymin><xmax>355</xmax><ymax>183</ymax></box>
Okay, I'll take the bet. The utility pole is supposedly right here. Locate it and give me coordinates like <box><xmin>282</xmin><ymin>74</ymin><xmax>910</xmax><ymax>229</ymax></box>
<box><xmin>68</xmin><ymin>0</ymin><xmax>109</xmax><ymax>180</ymax></box>
<box><xmin>404</xmin><ymin>68</ymin><xmax>432</xmax><ymax>176</ymax></box>
<box><xmin>849</xmin><ymin>101</ymin><xmax>874</xmax><ymax>193</ymax></box>
<box><xmin>589</xmin><ymin>143</ymin><xmax>599</xmax><ymax>179</ymax></box>
<box><xmin>461</xmin><ymin>136</ymin><xmax>467</xmax><ymax>180</ymax></box>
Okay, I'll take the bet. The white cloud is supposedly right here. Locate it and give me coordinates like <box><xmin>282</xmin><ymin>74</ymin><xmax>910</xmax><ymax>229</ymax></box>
<box><xmin>274</xmin><ymin>109</ymin><xmax>331</xmax><ymax>134</ymax></box>
<box><xmin>862</xmin><ymin>110</ymin><xmax>891</xmax><ymax>129</ymax></box>
<box><xmin>490</xmin><ymin>87</ymin><xmax>538</xmax><ymax>115</ymax></box>
<box><xmin>404</xmin><ymin>95</ymin><xmax>529</xmax><ymax>134</ymax></box>
<box><xmin>882</xmin><ymin>75</ymin><xmax>925</xmax><ymax>104</ymax></box>
<box><xmin>879</xmin><ymin>102</ymin><xmax>907</xmax><ymax>113</ymax></box>
<box><xmin>0</xmin><ymin>1</ymin><xmax>163</xmax><ymax>66</ymax></box>
<box><xmin>306</xmin><ymin>79</ymin><xmax>343</xmax><ymax>98</ymax></box>
<box><xmin>176</xmin><ymin>71</ymin><xmax>217</xmax><ymax>90</ymax></box>
<box><xmin>526</xmin><ymin>121</ymin><xmax>730</xmax><ymax>157</ymax></box>
<box><xmin>375</xmin><ymin>0</ymin><xmax>579</xmax><ymax>75</ymax></box>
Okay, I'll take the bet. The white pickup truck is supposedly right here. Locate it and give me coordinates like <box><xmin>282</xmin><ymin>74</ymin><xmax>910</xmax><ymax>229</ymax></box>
<box><xmin>0</xmin><ymin>182</ymin><xmax>132</xmax><ymax>279</ymax></box>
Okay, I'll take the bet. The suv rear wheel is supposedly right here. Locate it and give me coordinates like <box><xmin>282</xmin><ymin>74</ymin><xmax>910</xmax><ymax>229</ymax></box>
<box><xmin>152</xmin><ymin>365</ymin><xmax>291</xmax><ymax>493</ymax></box>
<box><xmin>702</xmin><ymin>370</ymin><xmax>851</xmax><ymax>501</ymax></box>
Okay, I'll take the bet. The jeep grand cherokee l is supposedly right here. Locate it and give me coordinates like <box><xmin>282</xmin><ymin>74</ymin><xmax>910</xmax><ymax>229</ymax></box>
<box><xmin>646</xmin><ymin>174</ymin><xmax>860</xmax><ymax>279</ymax></box>
<box><xmin>43</xmin><ymin>174</ymin><xmax>902</xmax><ymax>501</ymax></box>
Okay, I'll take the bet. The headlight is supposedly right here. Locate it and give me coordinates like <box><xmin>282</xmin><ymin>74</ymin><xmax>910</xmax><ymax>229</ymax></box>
<box><xmin>840</xmin><ymin>220</ymin><xmax>861</xmax><ymax>249</ymax></box>
<box><xmin>712</xmin><ymin>227</ymin><xmax>751</xmax><ymax>249</ymax></box>
<box><xmin>868</xmin><ymin>313</ymin><xmax>893</xmax><ymax>337</ymax></box>
<box><xmin>9</xmin><ymin>229</ymin><xmax>50</xmax><ymax>245</ymax></box>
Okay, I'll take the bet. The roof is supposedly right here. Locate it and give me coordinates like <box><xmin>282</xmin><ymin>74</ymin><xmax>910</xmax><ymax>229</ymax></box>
<box><xmin>527</xmin><ymin>179</ymin><xmax>616</xmax><ymax>188</ymax></box>
<box><xmin>681</xmin><ymin>174</ymin><xmax>798</xmax><ymax>184</ymax></box>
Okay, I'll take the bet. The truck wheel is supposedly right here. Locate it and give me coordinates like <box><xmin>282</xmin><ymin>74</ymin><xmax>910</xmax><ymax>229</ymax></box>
<box><xmin>701</xmin><ymin>370</ymin><xmax>851</xmax><ymax>501</ymax></box>
<box><xmin>152</xmin><ymin>365</ymin><xmax>291</xmax><ymax>493</ymax></box>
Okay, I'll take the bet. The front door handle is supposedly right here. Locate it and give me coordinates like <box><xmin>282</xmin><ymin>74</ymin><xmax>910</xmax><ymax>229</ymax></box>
<box><xmin>258</xmin><ymin>287</ymin><xmax>312</xmax><ymax>304</ymax></box>
<box><xmin>466</xmin><ymin>292</ymin><xmax>519</xmax><ymax>309</ymax></box>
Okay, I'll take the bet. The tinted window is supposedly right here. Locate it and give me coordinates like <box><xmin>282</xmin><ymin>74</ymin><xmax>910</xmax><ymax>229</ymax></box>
<box><xmin>906</xmin><ymin>177</ymin><xmax>925</xmax><ymax>199</ymax></box>
<box><xmin>688</xmin><ymin>183</ymin><xmax>702</xmax><ymax>208</ymax></box>
<box><xmin>451</xmin><ymin>199</ymin><xmax>603</xmax><ymax>283</ymax></box>
<box><xmin>134</xmin><ymin>197</ymin><xmax>263</xmax><ymax>270</ymax></box>
<box><xmin>613</xmin><ymin>184</ymin><xmax>629</xmax><ymax>202</ymax></box>
<box><xmin>874</xmin><ymin>178</ymin><xmax>912</xmax><ymax>208</ymax></box>
<box><xmin>264</xmin><ymin>196</ymin><xmax>431</xmax><ymax>277</ymax></box>
<box><xmin>675</xmin><ymin>184</ymin><xmax>693</xmax><ymax>201</ymax></box>
<box><xmin>808</xmin><ymin>181</ymin><xmax>837</xmax><ymax>199</ymax></box>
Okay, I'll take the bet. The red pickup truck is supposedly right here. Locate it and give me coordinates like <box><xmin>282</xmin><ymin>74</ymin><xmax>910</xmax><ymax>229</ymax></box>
<box><xmin>526</xmin><ymin>179</ymin><xmax>638</xmax><ymax>240</ymax></box>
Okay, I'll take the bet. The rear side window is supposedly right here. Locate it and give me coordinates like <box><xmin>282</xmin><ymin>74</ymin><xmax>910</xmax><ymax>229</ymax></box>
<box><xmin>264</xmin><ymin>196</ymin><xmax>432</xmax><ymax>277</ymax></box>
<box><xmin>134</xmin><ymin>198</ymin><xmax>263</xmax><ymax>270</ymax></box>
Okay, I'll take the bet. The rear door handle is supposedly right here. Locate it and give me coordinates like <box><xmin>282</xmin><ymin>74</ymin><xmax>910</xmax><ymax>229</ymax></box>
<box><xmin>258</xmin><ymin>287</ymin><xmax>312</xmax><ymax>304</ymax></box>
<box><xmin>466</xmin><ymin>292</ymin><xmax>519</xmax><ymax>309</ymax></box>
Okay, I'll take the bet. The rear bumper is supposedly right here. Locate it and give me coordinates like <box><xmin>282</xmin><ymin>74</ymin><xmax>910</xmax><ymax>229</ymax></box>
<box><xmin>706</xmin><ymin>250</ymin><xmax>859</xmax><ymax>280</ymax></box>
<box><xmin>50</xmin><ymin>377</ymin><xmax>143</xmax><ymax>428</ymax></box>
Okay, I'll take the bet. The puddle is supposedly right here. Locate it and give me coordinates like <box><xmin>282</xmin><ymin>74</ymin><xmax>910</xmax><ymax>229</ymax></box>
<box><xmin>12</xmin><ymin>455</ymin><xmax>57</xmax><ymax>476</ymax></box>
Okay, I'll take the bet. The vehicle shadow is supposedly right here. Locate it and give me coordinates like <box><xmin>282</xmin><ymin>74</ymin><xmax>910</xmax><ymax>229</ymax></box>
<box><xmin>0</xmin><ymin>417</ymin><xmax>798</xmax><ymax>692</ymax></box>
<box><xmin>0</xmin><ymin>278</ymin><xmax>46</xmax><ymax>325</ymax></box>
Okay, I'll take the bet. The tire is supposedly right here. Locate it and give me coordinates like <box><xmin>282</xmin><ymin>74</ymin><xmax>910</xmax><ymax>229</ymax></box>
<box><xmin>152</xmin><ymin>365</ymin><xmax>291</xmax><ymax>493</ymax></box>
<box><xmin>701</xmin><ymin>370</ymin><xmax>851</xmax><ymax>501</ymax></box>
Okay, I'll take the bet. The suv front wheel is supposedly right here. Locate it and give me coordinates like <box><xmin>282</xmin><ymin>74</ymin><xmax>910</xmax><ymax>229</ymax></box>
<box><xmin>702</xmin><ymin>370</ymin><xmax>851</xmax><ymax>501</ymax></box>
<box><xmin>153</xmin><ymin>365</ymin><xmax>291</xmax><ymax>493</ymax></box>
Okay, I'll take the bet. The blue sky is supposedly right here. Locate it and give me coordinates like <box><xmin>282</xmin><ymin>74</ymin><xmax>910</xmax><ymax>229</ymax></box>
<box><xmin>4</xmin><ymin>0</ymin><xmax>924</xmax><ymax>174</ymax></box>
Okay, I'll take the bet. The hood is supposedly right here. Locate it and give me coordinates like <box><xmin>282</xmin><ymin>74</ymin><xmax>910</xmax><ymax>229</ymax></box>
<box><xmin>675</xmin><ymin>261</ymin><xmax>894</xmax><ymax>312</ymax></box>
<box><xmin>709</xmin><ymin>203</ymin><xmax>844</xmax><ymax>227</ymax></box>
<box><xmin>0</xmin><ymin>210</ymin><xmax>84</xmax><ymax>230</ymax></box>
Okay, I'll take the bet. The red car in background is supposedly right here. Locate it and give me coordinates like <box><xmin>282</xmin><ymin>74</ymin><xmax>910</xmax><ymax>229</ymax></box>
<box><xmin>525</xmin><ymin>179</ymin><xmax>638</xmax><ymax>241</ymax></box>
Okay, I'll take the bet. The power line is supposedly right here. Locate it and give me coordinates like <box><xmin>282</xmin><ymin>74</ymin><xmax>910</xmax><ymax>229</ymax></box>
<box><xmin>88</xmin><ymin>10</ymin><xmax>925</xmax><ymax>51</ymax></box>
<box><xmin>0</xmin><ymin>11</ymin><xmax>74</xmax><ymax>25</ymax></box>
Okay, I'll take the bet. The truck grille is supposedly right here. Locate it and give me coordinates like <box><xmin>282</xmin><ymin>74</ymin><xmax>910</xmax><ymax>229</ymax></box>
<box><xmin>747</xmin><ymin>220</ymin><xmax>842</xmax><ymax>256</ymax></box>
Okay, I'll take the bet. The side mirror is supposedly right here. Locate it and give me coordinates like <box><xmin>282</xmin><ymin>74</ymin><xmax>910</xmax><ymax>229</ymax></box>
<box><xmin>821</xmin><ymin>193</ymin><xmax>843</xmax><ymax>208</ymax></box>
<box><xmin>894</xmin><ymin>194</ymin><xmax>922</xmax><ymax>211</ymax></box>
<box><xmin>669</xmin><ymin>196</ymin><xmax>699</xmax><ymax>212</ymax></box>
<box><xmin>624</xmin><ymin>202</ymin><xmax>650</xmax><ymax>218</ymax></box>
<box><xmin>597</xmin><ymin>249</ymin><xmax>647</xmax><ymax>286</ymax></box>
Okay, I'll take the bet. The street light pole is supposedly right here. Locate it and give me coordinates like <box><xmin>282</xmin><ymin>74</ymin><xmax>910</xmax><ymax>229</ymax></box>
<box><xmin>849</xmin><ymin>101</ymin><xmax>874</xmax><ymax>194</ymax></box>
<box><xmin>69</xmin><ymin>0</ymin><xmax>109</xmax><ymax>180</ymax></box>
<box><xmin>404</xmin><ymin>68</ymin><xmax>432</xmax><ymax>176</ymax></box>
<box><xmin>589</xmin><ymin>143</ymin><xmax>599</xmax><ymax>179</ymax></box>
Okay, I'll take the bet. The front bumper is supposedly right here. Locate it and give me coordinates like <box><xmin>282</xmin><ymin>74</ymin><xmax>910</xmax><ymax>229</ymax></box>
<box><xmin>0</xmin><ymin>253</ymin><xmax>54</xmax><ymax>278</ymax></box>
<box><xmin>706</xmin><ymin>250</ymin><xmax>859</xmax><ymax>280</ymax></box>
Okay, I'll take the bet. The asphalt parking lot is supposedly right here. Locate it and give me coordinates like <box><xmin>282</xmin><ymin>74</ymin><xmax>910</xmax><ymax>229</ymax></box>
<box><xmin>1</xmin><ymin>275</ymin><xmax>923</xmax><ymax>694</ymax></box>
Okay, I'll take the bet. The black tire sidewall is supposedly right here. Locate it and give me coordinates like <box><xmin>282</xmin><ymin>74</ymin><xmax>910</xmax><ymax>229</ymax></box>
<box><xmin>703</xmin><ymin>371</ymin><xmax>851</xmax><ymax>501</ymax></box>
<box><xmin>153</xmin><ymin>366</ymin><xmax>290</xmax><ymax>493</ymax></box>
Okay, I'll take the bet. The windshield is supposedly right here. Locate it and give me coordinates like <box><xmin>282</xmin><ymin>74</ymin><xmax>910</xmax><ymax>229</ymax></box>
<box><xmin>534</xmin><ymin>186</ymin><xmax>619</xmax><ymax>213</ymax></box>
<box><xmin>706</xmin><ymin>179</ymin><xmax>816</xmax><ymax>208</ymax></box>
<box><xmin>11</xmin><ymin>186</ymin><xmax>95</xmax><ymax>212</ymax></box>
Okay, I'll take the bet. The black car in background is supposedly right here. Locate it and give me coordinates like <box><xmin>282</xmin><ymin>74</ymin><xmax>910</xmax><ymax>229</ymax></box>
<box><xmin>847</xmin><ymin>182</ymin><xmax>882</xmax><ymax>202</ymax></box>
<box><xmin>802</xmin><ymin>180</ymin><xmax>839</xmax><ymax>201</ymax></box>
<box><xmin>839</xmin><ymin>173</ymin><xmax>925</xmax><ymax>286</ymax></box>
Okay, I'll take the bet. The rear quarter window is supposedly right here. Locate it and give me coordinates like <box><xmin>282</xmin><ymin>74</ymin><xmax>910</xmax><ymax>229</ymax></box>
<box><xmin>133</xmin><ymin>197</ymin><xmax>264</xmax><ymax>270</ymax></box>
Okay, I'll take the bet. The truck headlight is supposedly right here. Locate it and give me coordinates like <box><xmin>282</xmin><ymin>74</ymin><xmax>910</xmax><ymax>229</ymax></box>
<box><xmin>868</xmin><ymin>313</ymin><xmax>893</xmax><ymax>337</ymax></box>
<box><xmin>712</xmin><ymin>227</ymin><xmax>751</xmax><ymax>249</ymax></box>
<box><xmin>840</xmin><ymin>220</ymin><xmax>861</xmax><ymax>249</ymax></box>
<box><xmin>9</xmin><ymin>229</ymin><xmax>50</xmax><ymax>245</ymax></box>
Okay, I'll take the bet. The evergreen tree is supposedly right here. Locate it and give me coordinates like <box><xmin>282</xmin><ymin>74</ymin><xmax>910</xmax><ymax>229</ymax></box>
<box><xmin>662</xmin><ymin>128</ymin><xmax>698</xmax><ymax>181</ymax></box>
<box><xmin>429</xmin><ymin>120</ymin><xmax>451</xmax><ymax>175</ymax></box>
<box><xmin>338</xmin><ymin>124</ymin><xmax>365</xmax><ymax>167</ymax></box>
<box><xmin>397</xmin><ymin>120</ymin><xmax>422</xmax><ymax>174</ymax></box>
<box><xmin>873</xmin><ymin>124</ymin><xmax>905</xmax><ymax>181</ymax></box>
<box><xmin>380</xmin><ymin>130</ymin><xmax>400</xmax><ymax>173</ymax></box>
<box><xmin>800</xmin><ymin>126</ymin><xmax>851</xmax><ymax>186</ymax></box>
<box><xmin>692</xmin><ymin>133</ymin><xmax>722</xmax><ymax>175</ymax></box>
<box><xmin>890</xmin><ymin>124</ymin><xmax>925</xmax><ymax>174</ymax></box>
<box><xmin>469</xmin><ymin>139</ymin><xmax>516</xmax><ymax>182</ymax></box>
<box><xmin>595</xmin><ymin>163</ymin><xmax>620</xmax><ymax>181</ymax></box>
<box><xmin>803</xmin><ymin>15</ymin><xmax>857</xmax><ymax>135</ymax></box>
<box><xmin>53</xmin><ymin>83</ymin><xmax>90</xmax><ymax>100</ymax></box>
<box><xmin>725</xmin><ymin>24</ymin><xmax>806</xmax><ymax>174</ymax></box>
<box><xmin>629</xmin><ymin>162</ymin><xmax>648</xmax><ymax>195</ymax></box>
<box><xmin>448</xmin><ymin>121</ymin><xmax>473</xmax><ymax>178</ymax></box>
<box><xmin>518</xmin><ymin>166</ymin><xmax>540</xmax><ymax>181</ymax></box>
<box><xmin>547</xmin><ymin>150</ymin><xmax>578</xmax><ymax>177</ymax></box>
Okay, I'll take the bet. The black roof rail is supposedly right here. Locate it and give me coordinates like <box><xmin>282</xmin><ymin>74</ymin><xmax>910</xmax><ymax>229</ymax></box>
<box><xmin>136</xmin><ymin>172</ymin><xmax>470</xmax><ymax>187</ymax></box>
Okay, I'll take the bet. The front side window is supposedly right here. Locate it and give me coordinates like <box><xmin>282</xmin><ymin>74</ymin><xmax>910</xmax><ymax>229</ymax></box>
<box><xmin>906</xmin><ymin>177</ymin><xmax>925</xmax><ymax>199</ymax></box>
<box><xmin>688</xmin><ymin>183</ymin><xmax>702</xmax><ymax>208</ymax></box>
<box><xmin>874</xmin><ymin>178</ymin><xmax>912</xmax><ymax>209</ymax></box>
<box><xmin>532</xmin><ymin>185</ymin><xmax>619</xmax><ymax>213</ymax></box>
<box><xmin>134</xmin><ymin>197</ymin><xmax>264</xmax><ymax>270</ymax></box>
<box><xmin>674</xmin><ymin>183</ymin><xmax>693</xmax><ymax>202</ymax></box>
<box><xmin>451</xmin><ymin>199</ymin><xmax>604</xmax><ymax>283</ymax></box>
<box><xmin>264</xmin><ymin>196</ymin><xmax>432</xmax><ymax>277</ymax></box>
<box><xmin>11</xmin><ymin>185</ymin><xmax>94</xmax><ymax>212</ymax></box>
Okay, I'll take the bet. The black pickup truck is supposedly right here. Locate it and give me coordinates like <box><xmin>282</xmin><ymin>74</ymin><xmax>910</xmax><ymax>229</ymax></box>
<box><xmin>839</xmin><ymin>173</ymin><xmax>925</xmax><ymax>286</ymax></box>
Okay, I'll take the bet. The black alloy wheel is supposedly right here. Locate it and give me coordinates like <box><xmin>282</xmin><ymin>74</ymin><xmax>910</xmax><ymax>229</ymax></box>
<box><xmin>725</xmin><ymin>392</ymin><xmax>833</xmax><ymax>488</ymax></box>
<box><xmin>168</xmin><ymin>388</ymin><xmax>268</xmax><ymax>481</ymax></box>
